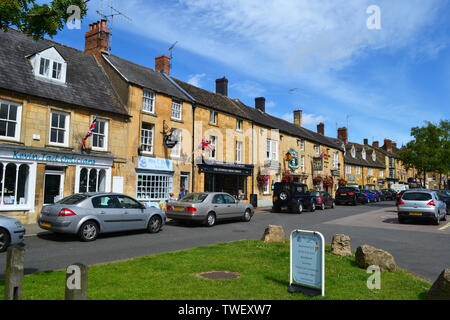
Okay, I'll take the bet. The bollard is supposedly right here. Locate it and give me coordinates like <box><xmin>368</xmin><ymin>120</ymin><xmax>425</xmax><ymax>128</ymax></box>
<box><xmin>65</xmin><ymin>263</ymin><xmax>88</xmax><ymax>300</ymax></box>
<box><xmin>4</xmin><ymin>246</ymin><xmax>25</xmax><ymax>300</ymax></box>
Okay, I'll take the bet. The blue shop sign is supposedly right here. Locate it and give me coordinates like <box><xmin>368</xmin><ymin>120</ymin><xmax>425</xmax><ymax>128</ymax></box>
<box><xmin>138</xmin><ymin>156</ymin><xmax>173</xmax><ymax>171</ymax></box>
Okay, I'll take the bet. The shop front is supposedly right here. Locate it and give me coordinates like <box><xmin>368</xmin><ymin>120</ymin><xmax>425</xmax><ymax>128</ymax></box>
<box><xmin>0</xmin><ymin>144</ymin><xmax>113</xmax><ymax>223</ymax></box>
<box><xmin>197</xmin><ymin>158</ymin><xmax>253</xmax><ymax>201</ymax></box>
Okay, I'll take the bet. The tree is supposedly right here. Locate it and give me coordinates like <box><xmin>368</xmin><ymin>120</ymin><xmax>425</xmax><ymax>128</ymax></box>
<box><xmin>398</xmin><ymin>121</ymin><xmax>446</xmax><ymax>188</ymax></box>
<box><xmin>0</xmin><ymin>0</ymin><xmax>88</xmax><ymax>39</ymax></box>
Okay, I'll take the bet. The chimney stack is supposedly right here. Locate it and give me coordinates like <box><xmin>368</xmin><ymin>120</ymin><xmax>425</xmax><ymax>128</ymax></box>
<box><xmin>317</xmin><ymin>122</ymin><xmax>325</xmax><ymax>135</ymax></box>
<box><xmin>338</xmin><ymin>127</ymin><xmax>348</xmax><ymax>144</ymax></box>
<box><xmin>383</xmin><ymin>139</ymin><xmax>393</xmax><ymax>152</ymax></box>
<box><xmin>84</xmin><ymin>20</ymin><xmax>110</xmax><ymax>63</ymax></box>
<box><xmin>364</xmin><ymin>138</ymin><xmax>369</xmax><ymax>145</ymax></box>
<box><xmin>293</xmin><ymin>110</ymin><xmax>303</xmax><ymax>128</ymax></box>
<box><xmin>255</xmin><ymin>97</ymin><xmax>266</xmax><ymax>113</ymax></box>
<box><xmin>216</xmin><ymin>77</ymin><xmax>228</xmax><ymax>96</ymax></box>
<box><xmin>155</xmin><ymin>55</ymin><xmax>171</xmax><ymax>76</ymax></box>
<box><xmin>392</xmin><ymin>142</ymin><xmax>397</xmax><ymax>149</ymax></box>
<box><xmin>372</xmin><ymin>141</ymin><xmax>380</xmax><ymax>148</ymax></box>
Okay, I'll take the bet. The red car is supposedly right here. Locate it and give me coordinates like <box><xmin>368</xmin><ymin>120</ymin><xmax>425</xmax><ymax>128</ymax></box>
<box><xmin>311</xmin><ymin>191</ymin><xmax>336</xmax><ymax>210</ymax></box>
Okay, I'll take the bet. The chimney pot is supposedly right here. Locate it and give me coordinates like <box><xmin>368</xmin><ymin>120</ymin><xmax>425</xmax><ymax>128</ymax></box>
<box><xmin>84</xmin><ymin>20</ymin><xmax>110</xmax><ymax>63</ymax></box>
<box><xmin>338</xmin><ymin>127</ymin><xmax>348</xmax><ymax>144</ymax></box>
<box><xmin>215</xmin><ymin>77</ymin><xmax>228</xmax><ymax>96</ymax></box>
<box><xmin>255</xmin><ymin>97</ymin><xmax>266</xmax><ymax>113</ymax></box>
<box><xmin>294</xmin><ymin>110</ymin><xmax>303</xmax><ymax>128</ymax></box>
<box><xmin>317</xmin><ymin>122</ymin><xmax>325</xmax><ymax>135</ymax></box>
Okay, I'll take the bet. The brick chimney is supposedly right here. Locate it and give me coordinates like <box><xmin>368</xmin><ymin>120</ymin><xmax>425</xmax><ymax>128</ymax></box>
<box><xmin>255</xmin><ymin>97</ymin><xmax>266</xmax><ymax>113</ymax></box>
<box><xmin>338</xmin><ymin>127</ymin><xmax>348</xmax><ymax>144</ymax></box>
<box><xmin>383</xmin><ymin>139</ymin><xmax>393</xmax><ymax>152</ymax></box>
<box><xmin>85</xmin><ymin>20</ymin><xmax>110</xmax><ymax>63</ymax></box>
<box><xmin>364</xmin><ymin>138</ymin><xmax>369</xmax><ymax>145</ymax></box>
<box><xmin>215</xmin><ymin>77</ymin><xmax>228</xmax><ymax>96</ymax></box>
<box><xmin>317</xmin><ymin>122</ymin><xmax>325</xmax><ymax>135</ymax></box>
<box><xmin>293</xmin><ymin>110</ymin><xmax>303</xmax><ymax>128</ymax></box>
<box><xmin>155</xmin><ymin>55</ymin><xmax>171</xmax><ymax>75</ymax></box>
<box><xmin>372</xmin><ymin>141</ymin><xmax>380</xmax><ymax>148</ymax></box>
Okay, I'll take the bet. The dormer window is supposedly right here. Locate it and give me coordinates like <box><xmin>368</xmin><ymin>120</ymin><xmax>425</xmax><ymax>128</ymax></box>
<box><xmin>351</xmin><ymin>147</ymin><xmax>356</xmax><ymax>158</ymax></box>
<box><xmin>30</xmin><ymin>47</ymin><xmax>67</xmax><ymax>84</ymax></box>
<box><xmin>362</xmin><ymin>149</ymin><xmax>366</xmax><ymax>160</ymax></box>
<box><xmin>372</xmin><ymin>152</ymin><xmax>377</xmax><ymax>162</ymax></box>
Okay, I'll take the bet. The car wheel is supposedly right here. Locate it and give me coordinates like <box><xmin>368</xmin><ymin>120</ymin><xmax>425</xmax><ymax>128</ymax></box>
<box><xmin>243</xmin><ymin>209</ymin><xmax>252</xmax><ymax>222</ymax></box>
<box><xmin>433</xmin><ymin>215</ymin><xmax>440</xmax><ymax>226</ymax></box>
<box><xmin>320</xmin><ymin>203</ymin><xmax>325</xmax><ymax>211</ymax></box>
<box><xmin>205</xmin><ymin>213</ymin><xmax>216</xmax><ymax>227</ymax></box>
<box><xmin>296</xmin><ymin>203</ymin><xmax>304</xmax><ymax>214</ymax></box>
<box><xmin>331</xmin><ymin>202</ymin><xmax>336</xmax><ymax>209</ymax></box>
<box><xmin>148</xmin><ymin>215</ymin><xmax>162</xmax><ymax>233</ymax></box>
<box><xmin>78</xmin><ymin>221</ymin><xmax>99</xmax><ymax>242</ymax></box>
<box><xmin>0</xmin><ymin>228</ymin><xmax>11</xmax><ymax>253</ymax></box>
<box><xmin>310</xmin><ymin>203</ymin><xmax>316</xmax><ymax>212</ymax></box>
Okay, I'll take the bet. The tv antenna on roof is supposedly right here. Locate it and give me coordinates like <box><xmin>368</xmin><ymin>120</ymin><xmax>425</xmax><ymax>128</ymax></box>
<box><xmin>168</xmin><ymin>41</ymin><xmax>178</xmax><ymax>72</ymax></box>
<box><xmin>97</xmin><ymin>3</ymin><xmax>132</xmax><ymax>52</ymax></box>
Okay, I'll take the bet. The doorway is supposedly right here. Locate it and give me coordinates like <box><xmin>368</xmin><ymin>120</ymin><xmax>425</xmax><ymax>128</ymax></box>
<box><xmin>44</xmin><ymin>169</ymin><xmax>65</xmax><ymax>204</ymax></box>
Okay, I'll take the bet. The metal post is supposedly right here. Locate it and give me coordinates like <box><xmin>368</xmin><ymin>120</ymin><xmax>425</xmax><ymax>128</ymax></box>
<box><xmin>4</xmin><ymin>246</ymin><xmax>25</xmax><ymax>300</ymax></box>
<box><xmin>65</xmin><ymin>263</ymin><xmax>88</xmax><ymax>300</ymax></box>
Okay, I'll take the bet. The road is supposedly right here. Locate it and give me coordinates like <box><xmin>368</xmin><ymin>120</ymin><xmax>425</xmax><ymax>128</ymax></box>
<box><xmin>1</xmin><ymin>201</ymin><xmax>449</xmax><ymax>282</ymax></box>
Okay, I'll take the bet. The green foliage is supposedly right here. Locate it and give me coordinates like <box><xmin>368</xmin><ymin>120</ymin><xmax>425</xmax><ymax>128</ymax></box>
<box><xmin>0</xmin><ymin>0</ymin><xmax>88</xmax><ymax>39</ymax></box>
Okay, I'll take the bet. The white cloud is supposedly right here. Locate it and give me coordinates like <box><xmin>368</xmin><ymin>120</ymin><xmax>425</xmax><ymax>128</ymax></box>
<box><xmin>187</xmin><ymin>73</ymin><xmax>206</xmax><ymax>87</ymax></box>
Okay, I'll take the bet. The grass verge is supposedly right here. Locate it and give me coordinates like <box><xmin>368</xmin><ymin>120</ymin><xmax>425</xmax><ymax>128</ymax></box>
<box><xmin>0</xmin><ymin>240</ymin><xmax>431</xmax><ymax>300</ymax></box>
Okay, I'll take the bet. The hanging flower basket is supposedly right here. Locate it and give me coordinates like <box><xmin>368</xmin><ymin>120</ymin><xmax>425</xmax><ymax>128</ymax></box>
<box><xmin>323</xmin><ymin>175</ymin><xmax>334</xmax><ymax>187</ymax></box>
<box><xmin>282</xmin><ymin>170</ymin><xmax>294</xmax><ymax>183</ymax></box>
<box><xmin>257</xmin><ymin>168</ymin><xmax>270</xmax><ymax>188</ymax></box>
<box><xmin>313</xmin><ymin>175</ymin><xmax>323</xmax><ymax>186</ymax></box>
<box><xmin>338</xmin><ymin>178</ymin><xmax>347</xmax><ymax>187</ymax></box>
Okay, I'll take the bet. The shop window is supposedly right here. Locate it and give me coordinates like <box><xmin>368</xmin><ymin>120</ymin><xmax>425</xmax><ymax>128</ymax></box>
<box><xmin>0</xmin><ymin>163</ymin><xmax>30</xmax><ymax>207</ymax></box>
<box><xmin>137</xmin><ymin>174</ymin><xmax>173</xmax><ymax>201</ymax></box>
<box><xmin>79</xmin><ymin>168</ymin><xmax>107</xmax><ymax>193</ymax></box>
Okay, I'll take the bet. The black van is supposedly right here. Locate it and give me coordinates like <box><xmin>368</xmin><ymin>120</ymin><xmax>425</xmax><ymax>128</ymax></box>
<box><xmin>272</xmin><ymin>182</ymin><xmax>316</xmax><ymax>213</ymax></box>
<box><xmin>335</xmin><ymin>187</ymin><xmax>367</xmax><ymax>205</ymax></box>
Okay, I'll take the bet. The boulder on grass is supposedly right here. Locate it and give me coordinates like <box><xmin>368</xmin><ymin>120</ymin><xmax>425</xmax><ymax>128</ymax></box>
<box><xmin>355</xmin><ymin>245</ymin><xmax>396</xmax><ymax>272</ymax></box>
<box><xmin>331</xmin><ymin>234</ymin><xmax>352</xmax><ymax>257</ymax></box>
<box><xmin>427</xmin><ymin>269</ymin><xmax>450</xmax><ymax>300</ymax></box>
<box><xmin>261</xmin><ymin>225</ymin><xmax>285</xmax><ymax>243</ymax></box>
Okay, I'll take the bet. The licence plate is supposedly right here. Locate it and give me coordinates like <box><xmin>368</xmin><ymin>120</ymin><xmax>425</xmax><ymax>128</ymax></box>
<box><xmin>409</xmin><ymin>212</ymin><xmax>422</xmax><ymax>216</ymax></box>
<box><xmin>341</xmin><ymin>194</ymin><xmax>347</xmax><ymax>196</ymax></box>
<box><xmin>174</xmin><ymin>207</ymin><xmax>185</xmax><ymax>211</ymax></box>
<box><xmin>42</xmin><ymin>222</ymin><xmax>52</xmax><ymax>228</ymax></box>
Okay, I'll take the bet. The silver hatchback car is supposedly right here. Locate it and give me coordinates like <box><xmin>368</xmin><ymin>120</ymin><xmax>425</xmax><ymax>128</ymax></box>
<box><xmin>397</xmin><ymin>190</ymin><xmax>447</xmax><ymax>225</ymax></box>
<box><xmin>166</xmin><ymin>192</ymin><xmax>254</xmax><ymax>227</ymax></box>
<box><xmin>38</xmin><ymin>193</ymin><xmax>166</xmax><ymax>241</ymax></box>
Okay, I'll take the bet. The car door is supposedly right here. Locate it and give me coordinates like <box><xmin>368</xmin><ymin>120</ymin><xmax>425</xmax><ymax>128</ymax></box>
<box><xmin>211</xmin><ymin>194</ymin><xmax>227</xmax><ymax>219</ymax></box>
<box><xmin>323</xmin><ymin>192</ymin><xmax>332</xmax><ymax>207</ymax></box>
<box><xmin>223</xmin><ymin>194</ymin><xmax>240</xmax><ymax>218</ymax></box>
<box><xmin>117</xmin><ymin>195</ymin><xmax>147</xmax><ymax>231</ymax></box>
<box><xmin>91</xmin><ymin>195</ymin><xmax>124</xmax><ymax>233</ymax></box>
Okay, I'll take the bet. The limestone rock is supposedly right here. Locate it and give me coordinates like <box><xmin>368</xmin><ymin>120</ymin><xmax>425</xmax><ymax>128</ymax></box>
<box><xmin>355</xmin><ymin>245</ymin><xmax>396</xmax><ymax>272</ymax></box>
<box><xmin>331</xmin><ymin>234</ymin><xmax>352</xmax><ymax>257</ymax></box>
<box><xmin>427</xmin><ymin>269</ymin><xmax>450</xmax><ymax>300</ymax></box>
<box><xmin>261</xmin><ymin>225</ymin><xmax>285</xmax><ymax>243</ymax></box>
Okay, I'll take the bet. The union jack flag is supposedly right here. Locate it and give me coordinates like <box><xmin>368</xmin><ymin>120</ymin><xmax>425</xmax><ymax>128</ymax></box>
<box><xmin>199</xmin><ymin>139</ymin><xmax>215</xmax><ymax>152</ymax></box>
<box><xmin>82</xmin><ymin>116</ymin><xmax>97</xmax><ymax>151</ymax></box>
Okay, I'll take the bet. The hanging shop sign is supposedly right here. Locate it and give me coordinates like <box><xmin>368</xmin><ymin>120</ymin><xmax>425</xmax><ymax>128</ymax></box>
<box><xmin>287</xmin><ymin>149</ymin><xmax>300</xmax><ymax>172</ymax></box>
<box><xmin>312</xmin><ymin>157</ymin><xmax>323</xmax><ymax>171</ymax></box>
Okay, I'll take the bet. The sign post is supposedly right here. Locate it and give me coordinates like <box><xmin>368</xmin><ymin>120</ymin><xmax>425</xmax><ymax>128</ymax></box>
<box><xmin>289</xmin><ymin>230</ymin><xmax>325</xmax><ymax>297</ymax></box>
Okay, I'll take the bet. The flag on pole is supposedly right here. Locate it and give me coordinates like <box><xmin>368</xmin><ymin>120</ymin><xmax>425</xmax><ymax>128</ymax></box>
<box><xmin>199</xmin><ymin>139</ymin><xmax>215</xmax><ymax>152</ymax></box>
<box><xmin>82</xmin><ymin>115</ymin><xmax>97</xmax><ymax>151</ymax></box>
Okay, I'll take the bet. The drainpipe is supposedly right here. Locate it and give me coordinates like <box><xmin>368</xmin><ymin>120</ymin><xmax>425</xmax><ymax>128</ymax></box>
<box><xmin>192</xmin><ymin>105</ymin><xmax>196</xmax><ymax>192</ymax></box>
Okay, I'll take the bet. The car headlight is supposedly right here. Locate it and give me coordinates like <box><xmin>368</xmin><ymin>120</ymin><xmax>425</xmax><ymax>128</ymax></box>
<box><xmin>15</xmin><ymin>221</ymin><xmax>23</xmax><ymax>228</ymax></box>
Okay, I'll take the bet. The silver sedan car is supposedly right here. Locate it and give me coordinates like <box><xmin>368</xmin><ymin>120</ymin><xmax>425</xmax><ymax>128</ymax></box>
<box><xmin>398</xmin><ymin>190</ymin><xmax>447</xmax><ymax>225</ymax></box>
<box><xmin>38</xmin><ymin>193</ymin><xmax>166</xmax><ymax>242</ymax></box>
<box><xmin>0</xmin><ymin>215</ymin><xmax>26</xmax><ymax>252</ymax></box>
<box><xmin>166</xmin><ymin>192</ymin><xmax>255</xmax><ymax>227</ymax></box>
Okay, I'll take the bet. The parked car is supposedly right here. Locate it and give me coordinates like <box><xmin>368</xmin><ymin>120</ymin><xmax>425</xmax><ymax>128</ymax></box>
<box><xmin>310</xmin><ymin>191</ymin><xmax>336</xmax><ymax>210</ymax></box>
<box><xmin>166</xmin><ymin>192</ymin><xmax>254</xmax><ymax>227</ymax></box>
<box><xmin>397</xmin><ymin>190</ymin><xmax>447</xmax><ymax>225</ymax></box>
<box><xmin>38</xmin><ymin>193</ymin><xmax>166</xmax><ymax>242</ymax></box>
<box><xmin>0</xmin><ymin>215</ymin><xmax>26</xmax><ymax>253</ymax></box>
<box><xmin>436</xmin><ymin>191</ymin><xmax>450</xmax><ymax>215</ymax></box>
<box><xmin>396</xmin><ymin>190</ymin><xmax>407</xmax><ymax>206</ymax></box>
<box><xmin>374</xmin><ymin>190</ymin><xmax>385</xmax><ymax>201</ymax></box>
<box><xmin>382</xmin><ymin>189</ymin><xmax>397</xmax><ymax>201</ymax></box>
<box><xmin>272</xmin><ymin>182</ymin><xmax>316</xmax><ymax>213</ymax></box>
<box><xmin>335</xmin><ymin>187</ymin><xmax>367</xmax><ymax>205</ymax></box>
<box><xmin>362</xmin><ymin>190</ymin><xmax>377</xmax><ymax>203</ymax></box>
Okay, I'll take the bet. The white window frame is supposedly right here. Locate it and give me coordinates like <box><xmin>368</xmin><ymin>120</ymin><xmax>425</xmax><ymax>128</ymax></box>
<box><xmin>351</xmin><ymin>147</ymin><xmax>356</xmax><ymax>158</ymax></box>
<box><xmin>0</xmin><ymin>100</ymin><xmax>22</xmax><ymax>142</ymax></box>
<box><xmin>380</xmin><ymin>171</ymin><xmax>384</xmax><ymax>178</ymax></box>
<box><xmin>143</xmin><ymin>90</ymin><xmax>156</xmax><ymax>114</ymax></box>
<box><xmin>136</xmin><ymin>173</ymin><xmax>173</xmax><ymax>201</ymax></box>
<box><xmin>315</xmin><ymin>145</ymin><xmax>320</xmax><ymax>155</ymax></box>
<box><xmin>141</xmin><ymin>123</ymin><xmax>155</xmax><ymax>155</ymax></box>
<box><xmin>362</xmin><ymin>149</ymin><xmax>366</xmax><ymax>160</ymax></box>
<box><xmin>75</xmin><ymin>166</ymin><xmax>112</xmax><ymax>194</ymax></box>
<box><xmin>333</xmin><ymin>152</ymin><xmax>339</xmax><ymax>169</ymax></box>
<box><xmin>171</xmin><ymin>101</ymin><xmax>183</xmax><ymax>120</ymax></box>
<box><xmin>33</xmin><ymin>48</ymin><xmax>67</xmax><ymax>84</ymax></box>
<box><xmin>236</xmin><ymin>119</ymin><xmax>243</xmax><ymax>132</ymax></box>
<box><xmin>92</xmin><ymin>119</ymin><xmax>109</xmax><ymax>152</ymax></box>
<box><xmin>356</xmin><ymin>167</ymin><xmax>361</xmax><ymax>175</ymax></box>
<box><xmin>266</xmin><ymin>139</ymin><xmax>278</xmax><ymax>161</ymax></box>
<box><xmin>346</xmin><ymin>166</ymin><xmax>352</xmax><ymax>174</ymax></box>
<box><xmin>49</xmin><ymin>110</ymin><xmax>70</xmax><ymax>147</ymax></box>
<box><xmin>372</xmin><ymin>152</ymin><xmax>377</xmax><ymax>162</ymax></box>
<box><xmin>209</xmin><ymin>136</ymin><xmax>217</xmax><ymax>159</ymax></box>
<box><xmin>210</xmin><ymin>111</ymin><xmax>218</xmax><ymax>125</ymax></box>
<box><xmin>369</xmin><ymin>168</ymin><xmax>373</xmax><ymax>176</ymax></box>
<box><xmin>301</xmin><ymin>155</ymin><xmax>305</xmax><ymax>173</ymax></box>
<box><xmin>300</xmin><ymin>139</ymin><xmax>305</xmax><ymax>151</ymax></box>
<box><xmin>171</xmin><ymin>129</ymin><xmax>182</xmax><ymax>158</ymax></box>
<box><xmin>236</xmin><ymin>141</ymin><xmax>243</xmax><ymax>163</ymax></box>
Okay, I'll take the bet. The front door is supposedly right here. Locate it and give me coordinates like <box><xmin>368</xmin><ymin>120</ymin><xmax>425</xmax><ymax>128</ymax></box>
<box><xmin>44</xmin><ymin>171</ymin><xmax>65</xmax><ymax>205</ymax></box>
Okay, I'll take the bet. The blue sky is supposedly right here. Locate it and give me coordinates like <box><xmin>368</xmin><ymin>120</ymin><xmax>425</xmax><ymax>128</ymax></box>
<box><xmin>50</xmin><ymin>0</ymin><xmax>449</xmax><ymax>146</ymax></box>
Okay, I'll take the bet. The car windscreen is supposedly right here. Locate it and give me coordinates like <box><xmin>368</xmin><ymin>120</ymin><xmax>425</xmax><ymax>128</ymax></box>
<box><xmin>402</xmin><ymin>192</ymin><xmax>432</xmax><ymax>201</ymax></box>
<box><xmin>57</xmin><ymin>194</ymin><xmax>90</xmax><ymax>205</ymax></box>
<box><xmin>180</xmin><ymin>193</ymin><xmax>208</xmax><ymax>203</ymax></box>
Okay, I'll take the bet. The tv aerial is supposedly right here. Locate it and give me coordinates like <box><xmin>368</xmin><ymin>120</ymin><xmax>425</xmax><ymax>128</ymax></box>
<box><xmin>97</xmin><ymin>2</ymin><xmax>132</xmax><ymax>52</ymax></box>
<box><xmin>168</xmin><ymin>41</ymin><xmax>178</xmax><ymax>72</ymax></box>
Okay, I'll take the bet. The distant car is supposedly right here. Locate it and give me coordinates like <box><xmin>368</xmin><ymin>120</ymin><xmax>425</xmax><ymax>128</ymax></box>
<box><xmin>166</xmin><ymin>192</ymin><xmax>254</xmax><ymax>227</ymax></box>
<box><xmin>335</xmin><ymin>187</ymin><xmax>367</xmax><ymax>206</ymax></box>
<box><xmin>374</xmin><ymin>190</ymin><xmax>385</xmax><ymax>201</ymax></box>
<box><xmin>397</xmin><ymin>190</ymin><xmax>447</xmax><ymax>225</ymax></box>
<box><xmin>0</xmin><ymin>215</ymin><xmax>26</xmax><ymax>253</ymax></box>
<box><xmin>382</xmin><ymin>189</ymin><xmax>397</xmax><ymax>201</ymax></box>
<box><xmin>362</xmin><ymin>190</ymin><xmax>377</xmax><ymax>203</ymax></box>
<box><xmin>436</xmin><ymin>191</ymin><xmax>450</xmax><ymax>215</ymax></box>
<box><xmin>310</xmin><ymin>191</ymin><xmax>336</xmax><ymax>210</ymax></box>
<box><xmin>272</xmin><ymin>182</ymin><xmax>316</xmax><ymax>213</ymax></box>
<box><xmin>396</xmin><ymin>190</ymin><xmax>407</xmax><ymax>206</ymax></box>
<box><xmin>38</xmin><ymin>193</ymin><xmax>166</xmax><ymax>242</ymax></box>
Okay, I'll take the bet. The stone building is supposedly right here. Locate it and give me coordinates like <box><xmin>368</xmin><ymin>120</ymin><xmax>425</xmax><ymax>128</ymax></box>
<box><xmin>0</xmin><ymin>27</ymin><xmax>129</xmax><ymax>223</ymax></box>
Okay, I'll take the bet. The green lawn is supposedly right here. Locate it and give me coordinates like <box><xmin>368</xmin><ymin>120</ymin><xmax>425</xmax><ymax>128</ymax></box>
<box><xmin>0</xmin><ymin>240</ymin><xmax>431</xmax><ymax>300</ymax></box>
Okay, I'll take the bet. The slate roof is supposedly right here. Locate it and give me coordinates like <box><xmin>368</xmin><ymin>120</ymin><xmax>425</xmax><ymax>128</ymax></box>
<box><xmin>0</xmin><ymin>28</ymin><xmax>128</xmax><ymax>116</ymax></box>
<box><xmin>103</xmin><ymin>54</ymin><xmax>193</xmax><ymax>102</ymax></box>
<box><xmin>344</xmin><ymin>142</ymin><xmax>386</xmax><ymax>169</ymax></box>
